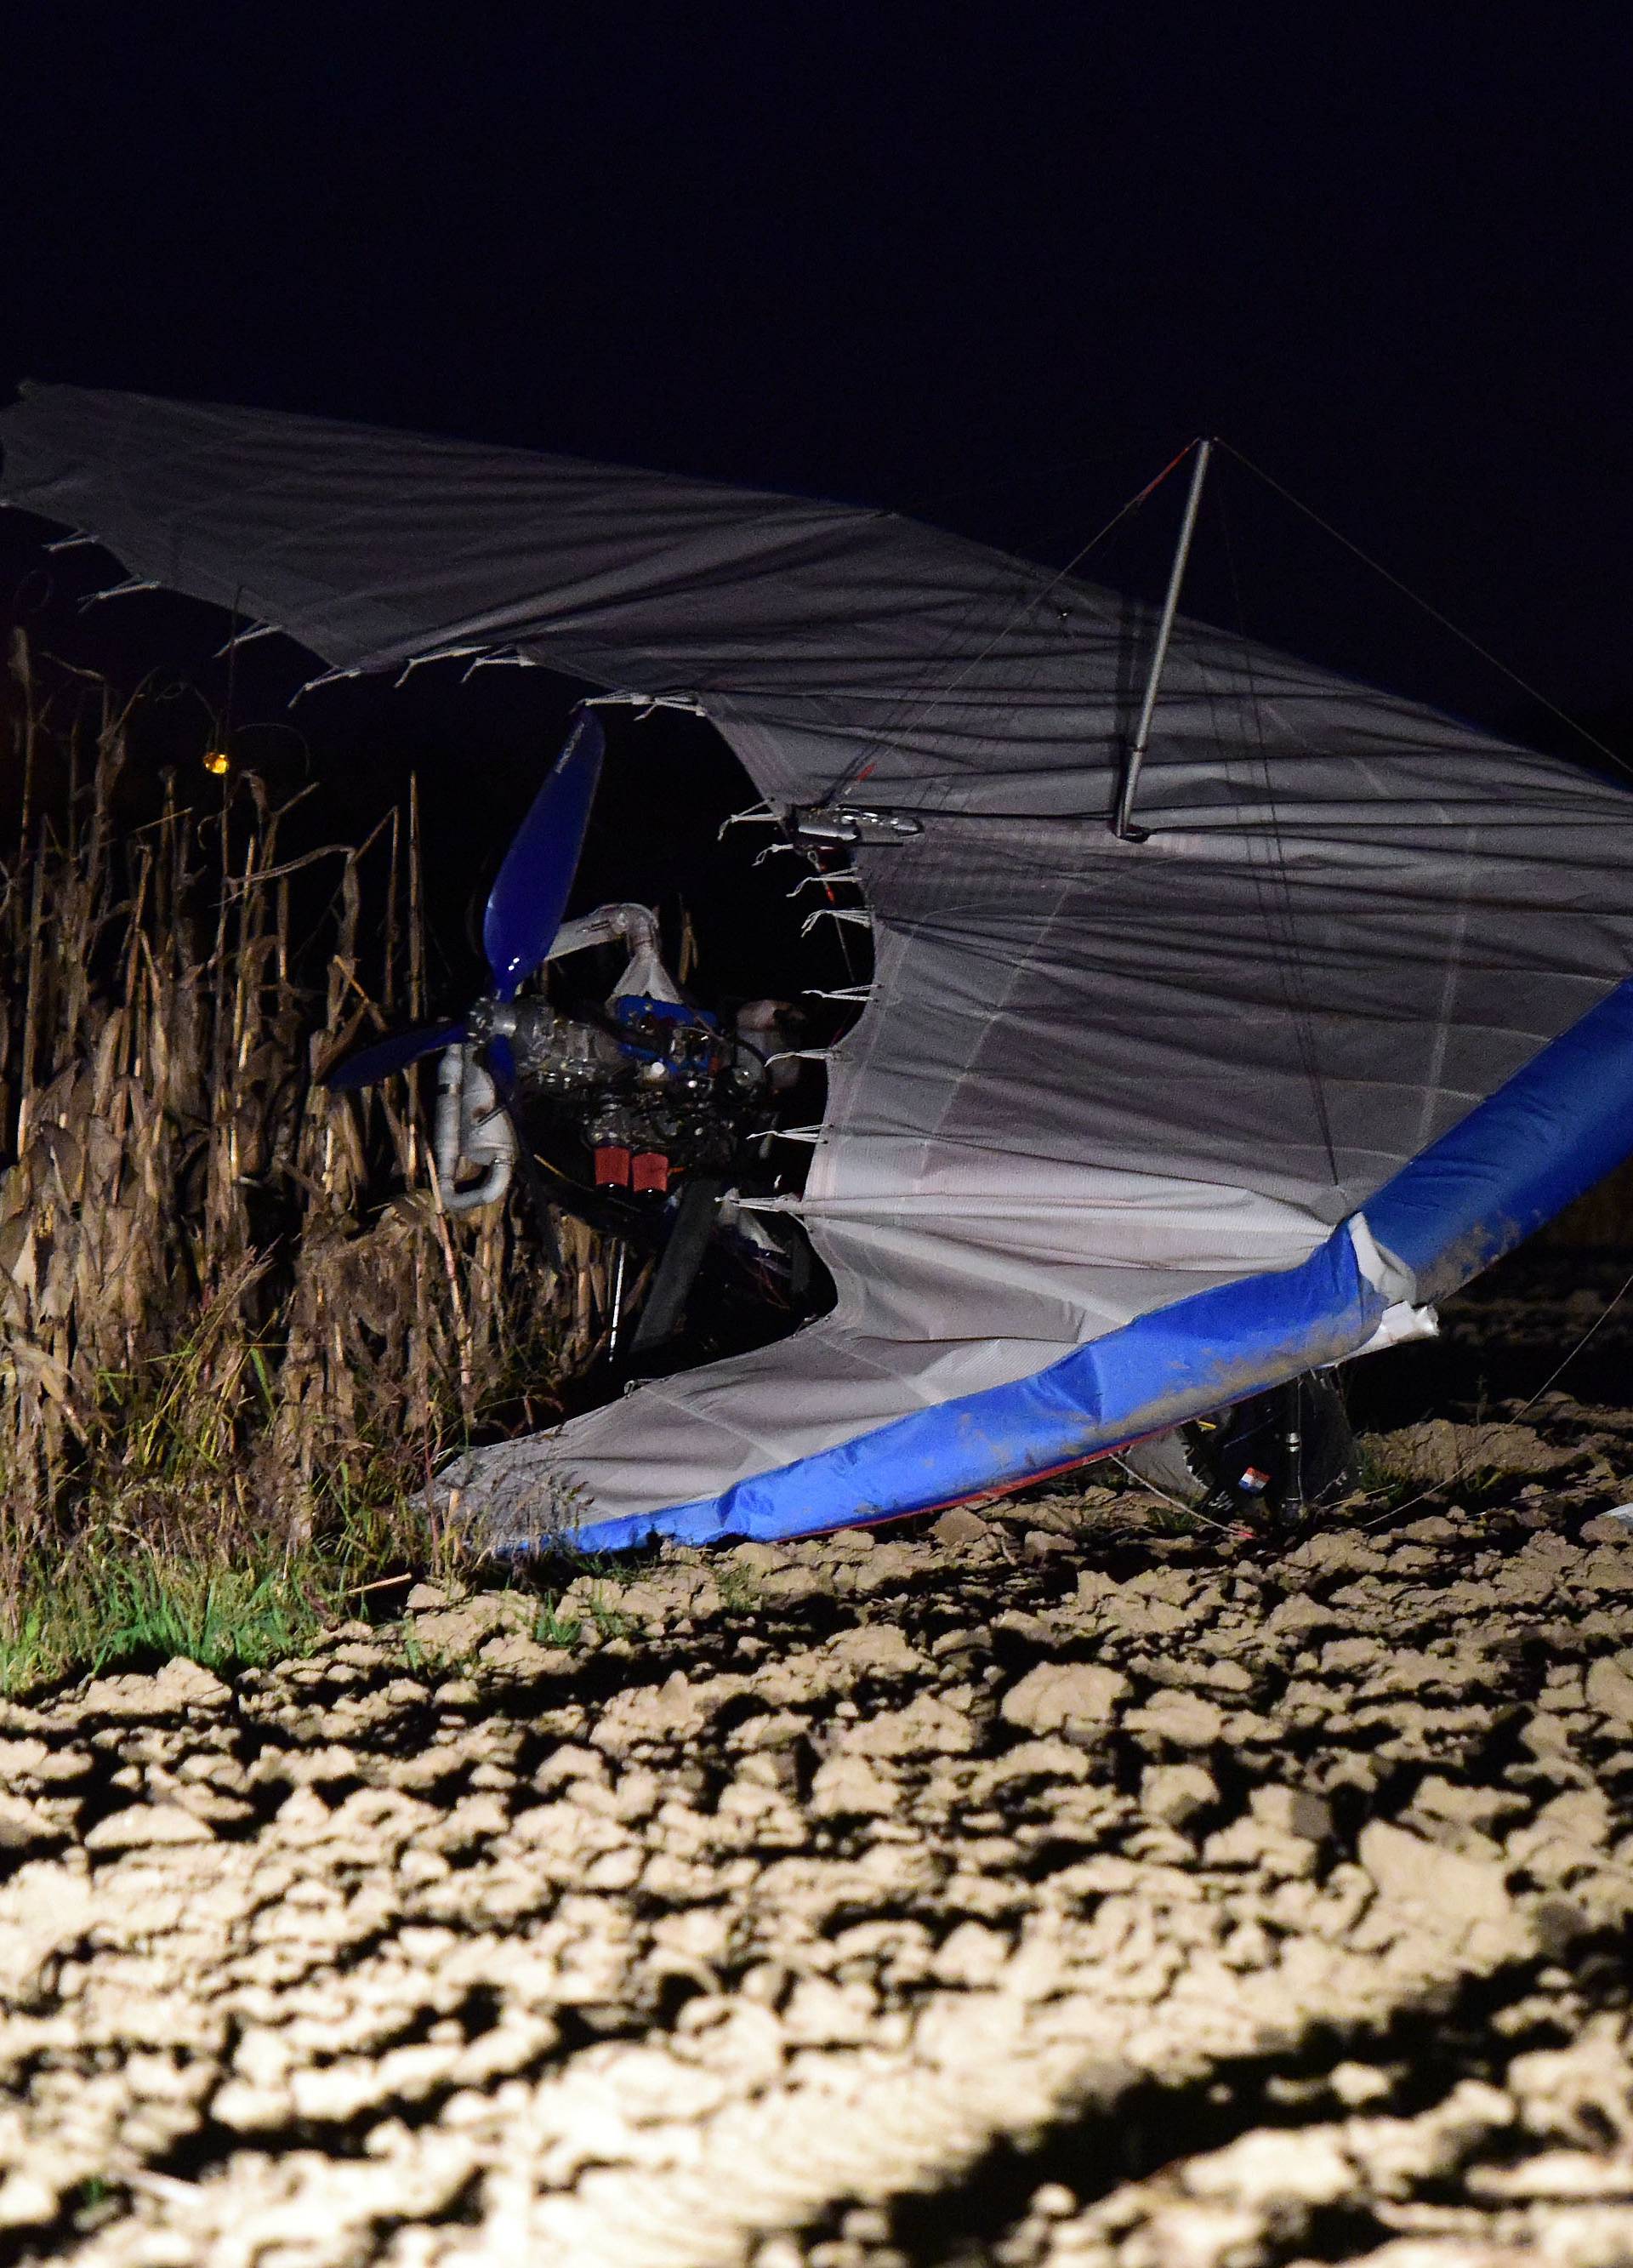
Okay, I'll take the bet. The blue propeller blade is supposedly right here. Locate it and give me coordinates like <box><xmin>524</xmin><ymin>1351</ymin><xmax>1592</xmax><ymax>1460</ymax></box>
<box><xmin>324</xmin><ymin>1017</ymin><xmax>467</xmax><ymax>1091</ymax></box>
<box><xmin>482</xmin><ymin>708</ymin><xmax>606</xmax><ymax>1001</ymax></box>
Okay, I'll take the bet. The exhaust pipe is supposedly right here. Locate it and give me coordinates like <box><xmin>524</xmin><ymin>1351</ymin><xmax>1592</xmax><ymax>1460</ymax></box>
<box><xmin>433</xmin><ymin>1045</ymin><xmax>516</xmax><ymax>1213</ymax></box>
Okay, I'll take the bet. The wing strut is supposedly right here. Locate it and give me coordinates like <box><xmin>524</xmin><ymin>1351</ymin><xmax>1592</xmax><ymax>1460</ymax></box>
<box><xmin>1112</xmin><ymin>436</ymin><xmax>1213</xmax><ymax>841</ymax></box>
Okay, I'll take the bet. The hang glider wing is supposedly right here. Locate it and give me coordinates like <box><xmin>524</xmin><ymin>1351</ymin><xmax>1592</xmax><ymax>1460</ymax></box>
<box><xmin>6</xmin><ymin>381</ymin><xmax>1633</xmax><ymax>1550</ymax></box>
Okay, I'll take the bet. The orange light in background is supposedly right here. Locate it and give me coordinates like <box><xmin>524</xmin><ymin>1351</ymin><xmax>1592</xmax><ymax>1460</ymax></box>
<box><xmin>203</xmin><ymin>749</ymin><xmax>230</xmax><ymax>776</ymax></box>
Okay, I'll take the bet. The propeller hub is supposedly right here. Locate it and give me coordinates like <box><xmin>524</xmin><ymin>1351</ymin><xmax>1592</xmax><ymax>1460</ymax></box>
<box><xmin>465</xmin><ymin>997</ymin><xmax>510</xmax><ymax>1043</ymax></box>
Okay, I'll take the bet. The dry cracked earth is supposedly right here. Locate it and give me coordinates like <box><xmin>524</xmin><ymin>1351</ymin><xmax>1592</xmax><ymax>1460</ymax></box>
<box><xmin>5</xmin><ymin>1282</ymin><xmax>1633</xmax><ymax>2265</ymax></box>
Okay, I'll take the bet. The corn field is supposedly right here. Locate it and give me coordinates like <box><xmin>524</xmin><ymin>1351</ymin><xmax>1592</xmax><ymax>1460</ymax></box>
<box><xmin>0</xmin><ymin>635</ymin><xmax>605</xmax><ymax>1655</ymax></box>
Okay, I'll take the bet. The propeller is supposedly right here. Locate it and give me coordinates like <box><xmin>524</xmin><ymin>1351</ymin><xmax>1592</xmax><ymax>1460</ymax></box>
<box><xmin>324</xmin><ymin>1016</ymin><xmax>467</xmax><ymax>1094</ymax></box>
<box><xmin>324</xmin><ymin>708</ymin><xmax>605</xmax><ymax>1093</ymax></box>
<box><xmin>321</xmin><ymin>703</ymin><xmax>746</xmax><ymax>1356</ymax></box>
<box><xmin>483</xmin><ymin>708</ymin><xmax>605</xmax><ymax>1000</ymax></box>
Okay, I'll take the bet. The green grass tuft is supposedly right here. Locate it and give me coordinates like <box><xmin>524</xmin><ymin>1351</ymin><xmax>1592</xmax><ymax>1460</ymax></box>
<box><xmin>583</xmin><ymin>1584</ymin><xmax>632</xmax><ymax>1640</ymax></box>
<box><xmin>532</xmin><ymin>1593</ymin><xmax>583</xmax><ymax>1648</ymax></box>
<box><xmin>0</xmin><ymin>1547</ymin><xmax>325</xmax><ymax>1694</ymax></box>
<box><xmin>713</xmin><ymin>1564</ymin><xmax>760</xmax><ymax>1614</ymax></box>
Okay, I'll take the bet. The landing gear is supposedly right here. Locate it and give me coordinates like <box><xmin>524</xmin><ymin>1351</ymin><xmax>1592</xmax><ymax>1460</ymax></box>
<box><xmin>1121</xmin><ymin>1369</ymin><xmax>1357</xmax><ymax>1524</ymax></box>
<box><xmin>627</xmin><ymin>1173</ymin><xmax>725</xmax><ymax>1361</ymax></box>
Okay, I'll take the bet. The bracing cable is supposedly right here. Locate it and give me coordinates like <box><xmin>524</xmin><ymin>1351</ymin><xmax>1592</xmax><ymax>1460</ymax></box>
<box><xmin>1358</xmin><ymin>1263</ymin><xmax>1633</xmax><ymax>1531</ymax></box>
<box><xmin>819</xmin><ymin>440</ymin><xmax>1200</xmax><ymax>811</ymax></box>
<box><xmin>1216</xmin><ymin>440</ymin><xmax>1633</xmax><ymax>785</ymax></box>
<box><xmin>1215</xmin><ymin>475</ymin><xmax>1342</xmax><ymax>1187</ymax></box>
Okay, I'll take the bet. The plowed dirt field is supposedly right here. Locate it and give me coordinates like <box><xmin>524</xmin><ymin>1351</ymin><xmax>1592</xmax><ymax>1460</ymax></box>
<box><xmin>3</xmin><ymin>1268</ymin><xmax>1633</xmax><ymax>2267</ymax></box>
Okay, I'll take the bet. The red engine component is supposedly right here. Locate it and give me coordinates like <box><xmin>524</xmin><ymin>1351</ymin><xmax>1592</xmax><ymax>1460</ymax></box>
<box><xmin>594</xmin><ymin>1143</ymin><xmax>633</xmax><ymax>1188</ymax></box>
<box><xmin>630</xmin><ymin>1150</ymin><xmax>670</xmax><ymax>1194</ymax></box>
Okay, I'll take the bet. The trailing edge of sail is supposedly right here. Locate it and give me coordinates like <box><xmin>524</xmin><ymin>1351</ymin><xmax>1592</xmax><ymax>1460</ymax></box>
<box><xmin>5</xmin><ymin>382</ymin><xmax>1633</xmax><ymax>1554</ymax></box>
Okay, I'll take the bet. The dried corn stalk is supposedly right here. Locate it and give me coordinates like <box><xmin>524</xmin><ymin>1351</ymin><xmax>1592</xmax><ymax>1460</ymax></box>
<box><xmin>0</xmin><ymin>640</ymin><xmax>578</xmax><ymax>1610</ymax></box>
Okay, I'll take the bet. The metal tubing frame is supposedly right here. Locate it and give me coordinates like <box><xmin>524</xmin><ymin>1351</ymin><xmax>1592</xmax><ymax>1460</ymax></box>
<box><xmin>1111</xmin><ymin>436</ymin><xmax>1213</xmax><ymax>841</ymax></box>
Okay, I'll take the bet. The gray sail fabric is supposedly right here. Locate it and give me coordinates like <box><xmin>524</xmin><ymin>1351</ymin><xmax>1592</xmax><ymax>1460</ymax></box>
<box><xmin>6</xmin><ymin>381</ymin><xmax>1633</xmax><ymax>1538</ymax></box>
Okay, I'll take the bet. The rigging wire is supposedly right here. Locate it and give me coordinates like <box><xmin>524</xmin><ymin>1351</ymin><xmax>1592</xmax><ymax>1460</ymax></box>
<box><xmin>1215</xmin><ymin>440</ymin><xmax>1633</xmax><ymax>785</ymax></box>
<box><xmin>1110</xmin><ymin>1453</ymin><xmax>1243</xmax><ymax>1539</ymax></box>
<box><xmin>1215</xmin><ymin>476</ymin><xmax>1342</xmax><ymax>1187</ymax></box>
<box><xmin>804</xmin><ymin>442</ymin><xmax>1203</xmax><ymax>1031</ymax></box>
<box><xmin>820</xmin><ymin>438</ymin><xmax>1199</xmax><ymax>810</ymax></box>
<box><xmin>1356</xmin><ymin>1263</ymin><xmax>1633</xmax><ymax>1532</ymax></box>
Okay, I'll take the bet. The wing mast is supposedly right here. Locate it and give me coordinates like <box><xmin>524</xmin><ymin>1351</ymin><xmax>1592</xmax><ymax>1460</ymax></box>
<box><xmin>1112</xmin><ymin>436</ymin><xmax>1212</xmax><ymax>841</ymax></box>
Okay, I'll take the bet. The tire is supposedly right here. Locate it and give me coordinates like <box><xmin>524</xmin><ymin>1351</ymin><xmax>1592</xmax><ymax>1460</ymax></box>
<box><xmin>1121</xmin><ymin>1371</ymin><xmax>1357</xmax><ymax>1519</ymax></box>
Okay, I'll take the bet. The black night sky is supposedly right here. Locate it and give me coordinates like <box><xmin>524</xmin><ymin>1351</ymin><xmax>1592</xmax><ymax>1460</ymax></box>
<box><xmin>3</xmin><ymin>7</ymin><xmax>1631</xmax><ymax>990</ymax></box>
